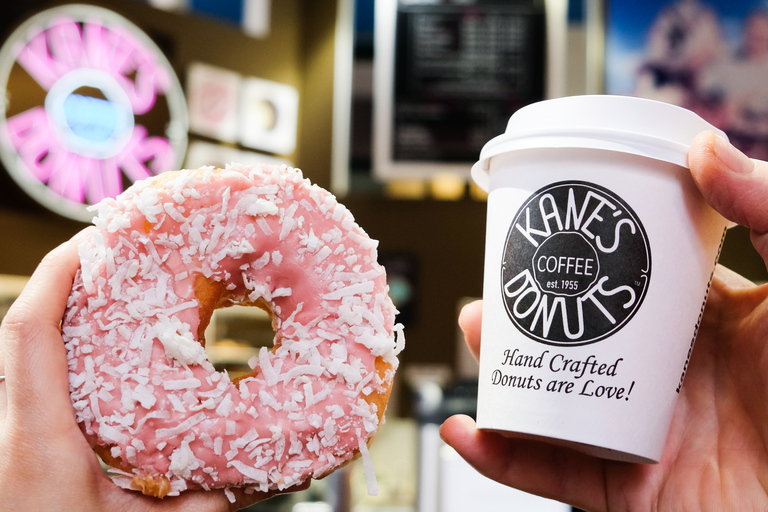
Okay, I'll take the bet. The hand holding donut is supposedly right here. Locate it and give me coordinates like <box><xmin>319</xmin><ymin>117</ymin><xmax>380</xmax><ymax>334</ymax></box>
<box><xmin>0</xmin><ymin>231</ymin><xmax>288</xmax><ymax>512</ymax></box>
<box><xmin>0</xmin><ymin>163</ymin><xmax>401</xmax><ymax>510</ymax></box>
<box><xmin>440</xmin><ymin>131</ymin><xmax>768</xmax><ymax>511</ymax></box>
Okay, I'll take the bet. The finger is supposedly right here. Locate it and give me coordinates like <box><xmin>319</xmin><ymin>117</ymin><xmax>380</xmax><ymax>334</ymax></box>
<box><xmin>458</xmin><ymin>300</ymin><xmax>482</xmax><ymax>361</ymax></box>
<box><xmin>226</xmin><ymin>480</ymin><xmax>310</xmax><ymax>512</ymax></box>
<box><xmin>0</xmin><ymin>373</ymin><xmax>5</xmax><ymax>427</ymax></box>
<box><xmin>0</xmin><ymin>337</ymin><xmax>5</xmax><ymax>423</ymax></box>
<box><xmin>134</xmin><ymin>479</ymin><xmax>311</xmax><ymax>512</ymax></box>
<box><xmin>103</xmin><ymin>486</ymin><xmax>232</xmax><ymax>512</ymax></box>
<box><xmin>712</xmin><ymin>263</ymin><xmax>755</xmax><ymax>290</ymax></box>
<box><xmin>440</xmin><ymin>414</ymin><xmax>608</xmax><ymax>512</ymax></box>
<box><xmin>0</xmin><ymin>228</ymin><xmax>91</xmax><ymax>428</ymax></box>
<box><xmin>688</xmin><ymin>130</ymin><xmax>768</xmax><ymax>258</ymax></box>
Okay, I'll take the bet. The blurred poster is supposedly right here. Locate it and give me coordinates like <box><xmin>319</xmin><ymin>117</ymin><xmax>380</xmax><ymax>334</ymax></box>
<box><xmin>605</xmin><ymin>0</ymin><xmax>768</xmax><ymax>158</ymax></box>
<box><xmin>186</xmin><ymin>61</ymin><xmax>299</xmax><ymax>156</ymax></box>
<box><xmin>239</xmin><ymin>77</ymin><xmax>299</xmax><ymax>155</ymax></box>
<box><xmin>187</xmin><ymin>62</ymin><xmax>241</xmax><ymax>143</ymax></box>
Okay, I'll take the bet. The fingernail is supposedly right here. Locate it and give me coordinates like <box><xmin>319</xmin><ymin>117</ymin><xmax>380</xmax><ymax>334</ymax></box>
<box><xmin>714</xmin><ymin>134</ymin><xmax>754</xmax><ymax>174</ymax></box>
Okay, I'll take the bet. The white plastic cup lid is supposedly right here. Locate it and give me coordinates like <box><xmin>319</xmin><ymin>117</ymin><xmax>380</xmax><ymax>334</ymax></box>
<box><xmin>471</xmin><ymin>95</ymin><xmax>727</xmax><ymax>191</ymax></box>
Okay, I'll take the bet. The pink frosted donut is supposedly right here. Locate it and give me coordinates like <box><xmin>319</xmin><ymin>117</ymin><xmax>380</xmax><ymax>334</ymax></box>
<box><xmin>62</xmin><ymin>164</ymin><xmax>403</xmax><ymax>499</ymax></box>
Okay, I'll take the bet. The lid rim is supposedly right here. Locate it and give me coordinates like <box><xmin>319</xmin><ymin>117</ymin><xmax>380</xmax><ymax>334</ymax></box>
<box><xmin>477</xmin><ymin>126</ymin><xmax>694</xmax><ymax>166</ymax></box>
<box><xmin>473</xmin><ymin>127</ymin><xmax>708</xmax><ymax>192</ymax></box>
<box><xmin>471</xmin><ymin>96</ymin><xmax>725</xmax><ymax>192</ymax></box>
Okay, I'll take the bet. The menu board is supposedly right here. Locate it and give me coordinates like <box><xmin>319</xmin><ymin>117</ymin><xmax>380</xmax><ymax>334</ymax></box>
<box><xmin>375</xmin><ymin>0</ymin><xmax>545</xmax><ymax>178</ymax></box>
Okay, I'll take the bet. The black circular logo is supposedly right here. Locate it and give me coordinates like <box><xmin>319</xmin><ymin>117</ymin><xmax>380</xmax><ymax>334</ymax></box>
<box><xmin>501</xmin><ymin>181</ymin><xmax>651</xmax><ymax>346</ymax></box>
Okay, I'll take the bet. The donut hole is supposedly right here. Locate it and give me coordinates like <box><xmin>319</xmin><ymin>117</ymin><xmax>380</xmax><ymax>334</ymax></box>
<box><xmin>196</xmin><ymin>277</ymin><xmax>277</xmax><ymax>381</ymax></box>
<box><xmin>202</xmin><ymin>303</ymin><xmax>277</xmax><ymax>380</ymax></box>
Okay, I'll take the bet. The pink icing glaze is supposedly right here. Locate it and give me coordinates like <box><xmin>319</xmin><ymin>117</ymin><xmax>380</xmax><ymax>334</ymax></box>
<box><xmin>62</xmin><ymin>164</ymin><xmax>403</xmax><ymax>497</ymax></box>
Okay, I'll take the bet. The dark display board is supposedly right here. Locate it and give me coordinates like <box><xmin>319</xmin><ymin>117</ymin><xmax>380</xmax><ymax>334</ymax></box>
<box><xmin>390</xmin><ymin>1</ymin><xmax>546</xmax><ymax>166</ymax></box>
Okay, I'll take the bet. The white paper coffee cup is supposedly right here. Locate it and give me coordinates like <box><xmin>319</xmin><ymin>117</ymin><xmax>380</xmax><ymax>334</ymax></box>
<box><xmin>472</xmin><ymin>95</ymin><xmax>729</xmax><ymax>463</ymax></box>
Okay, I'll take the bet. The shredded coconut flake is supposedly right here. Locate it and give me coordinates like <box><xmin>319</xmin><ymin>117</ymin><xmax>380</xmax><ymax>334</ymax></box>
<box><xmin>62</xmin><ymin>164</ymin><xmax>402</xmax><ymax>496</ymax></box>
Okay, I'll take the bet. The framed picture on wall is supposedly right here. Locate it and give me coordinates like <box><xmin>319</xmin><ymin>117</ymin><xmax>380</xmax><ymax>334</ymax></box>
<box><xmin>604</xmin><ymin>0</ymin><xmax>768</xmax><ymax>159</ymax></box>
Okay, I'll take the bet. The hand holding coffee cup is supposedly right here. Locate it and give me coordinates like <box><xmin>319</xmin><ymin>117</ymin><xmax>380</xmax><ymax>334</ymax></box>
<box><xmin>441</xmin><ymin>98</ymin><xmax>768</xmax><ymax>511</ymax></box>
<box><xmin>471</xmin><ymin>96</ymin><xmax>728</xmax><ymax>463</ymax></box>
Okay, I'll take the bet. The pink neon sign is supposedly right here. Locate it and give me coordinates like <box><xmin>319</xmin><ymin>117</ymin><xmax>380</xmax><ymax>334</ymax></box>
<box><xmin>0</xmin><ymin>5</ymin><xmax>188</xmax><ymax>221</ymax></box>
<box><xmin>17</xmin><ymin>15</ymin><xmax>172</xmax><ymax>114</ymax></box>
<box><xmin>7</xmin><ymin>108</ymin><xmax>174</xmax><ymax>203</ymax></box>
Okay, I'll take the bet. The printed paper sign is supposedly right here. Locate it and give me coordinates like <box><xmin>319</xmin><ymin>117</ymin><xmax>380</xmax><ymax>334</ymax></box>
<box><xmin>187</xmin><ymin>62</ymin><xmax>241</xmax><ymax>143</ymax></box>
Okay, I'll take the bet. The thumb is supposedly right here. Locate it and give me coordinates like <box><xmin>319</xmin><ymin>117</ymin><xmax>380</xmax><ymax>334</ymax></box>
<box><xmin>0</xmin><ymin>229</ymin><xmax>90</xmax><ymax>430</ymax></box>
<box><xmin>458</xmin><ymin>300</ymin><xmax>483</xmax><ymax>361</ymax></box>
<box><xmin>688</xmin><ymin>130</ymin><xmax>768</xmax><ymax>256</ymax></box>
